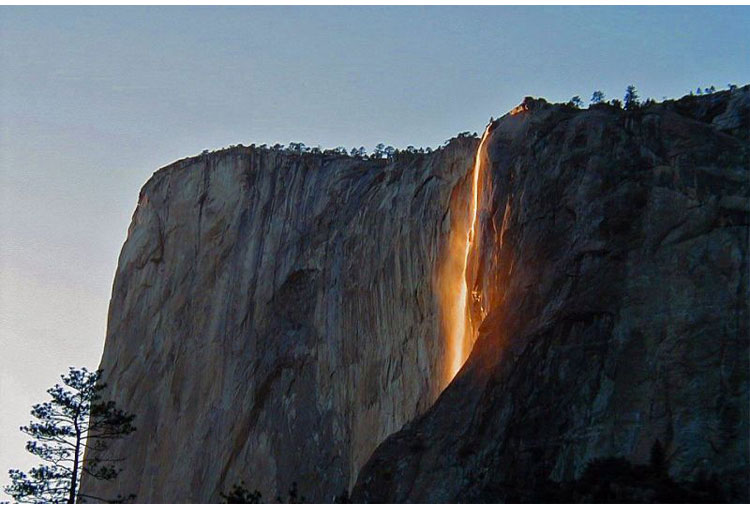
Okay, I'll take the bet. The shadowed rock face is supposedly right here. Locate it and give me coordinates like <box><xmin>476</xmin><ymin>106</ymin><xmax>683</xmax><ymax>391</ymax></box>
<box><xmin>83</xmin><ymin>88</ymin><xmax>748</xmax><ymax>504</ymax></box>
<box><xmin>353</xmin><ymin>88</ymin><xmax>750</xmax><ymax>502</ymax></box>
<box><xmin>79</xmin><ymin>142</ymin><xmax>478</xmax><ymax>502</ymax></box>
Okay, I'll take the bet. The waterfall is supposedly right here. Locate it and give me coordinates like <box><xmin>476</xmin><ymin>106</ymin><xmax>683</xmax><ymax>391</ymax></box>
<box><xmin>440</xmin><ymin>124</ymin><xmax>491</xmax><ymax>384</ymax></box>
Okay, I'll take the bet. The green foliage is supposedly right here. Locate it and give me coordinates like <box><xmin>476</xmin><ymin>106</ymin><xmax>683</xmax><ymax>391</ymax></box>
<box><xmin>4</xmin><ymin>368</ymin><xmax>136</xmax><ymax>504</ymax></box>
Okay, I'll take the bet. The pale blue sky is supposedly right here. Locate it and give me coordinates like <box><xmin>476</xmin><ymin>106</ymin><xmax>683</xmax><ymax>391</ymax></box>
<box><xmin>1</xmin><ymin>6</ymin><xmax>748</xmax><ymax>497</ymax></box>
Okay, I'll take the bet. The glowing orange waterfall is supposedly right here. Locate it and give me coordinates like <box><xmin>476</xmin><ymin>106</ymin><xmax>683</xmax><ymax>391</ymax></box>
<box><xmin>439</xmin><ymin>124</ymin><xmax>491</xmax><ymax>385</ymax></box>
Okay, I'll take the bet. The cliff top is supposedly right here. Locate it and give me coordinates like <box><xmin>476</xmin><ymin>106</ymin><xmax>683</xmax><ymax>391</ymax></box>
<box><xmin>144</xmin><ymin>84</ymin><xmax>748</xmax><ymax>202</ymax></box>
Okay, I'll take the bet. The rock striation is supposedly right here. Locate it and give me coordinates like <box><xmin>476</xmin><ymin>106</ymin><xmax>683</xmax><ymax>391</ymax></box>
<box><xmin>80</xmin><ymin>141</ymin><xmax>478</xmax><ymax>502</ymax></box>
<box><xmin>353</xmin><ymin>88</ymin><xmax>750</xmax><ymax>502</ymax></box>
<box><xmin>84</xmin><ymin>87</ymin><xmax>749</xmax><ymax>503</ymax></box>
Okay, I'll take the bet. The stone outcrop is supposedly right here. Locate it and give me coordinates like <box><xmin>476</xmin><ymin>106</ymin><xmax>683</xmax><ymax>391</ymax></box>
<box><xmin>80</xmin><ymin>141</ymin><xmax>478</xmax><ymax>502</ymax></box>
<box><xmin>84</xmin><ymin>87</ymin><xmax>749</xmax><ymax>503</ymax></box>
<box><xmin>352</xmin><ymin>88</ymin><xmax>749</xmax><ymax>502</ymax></box>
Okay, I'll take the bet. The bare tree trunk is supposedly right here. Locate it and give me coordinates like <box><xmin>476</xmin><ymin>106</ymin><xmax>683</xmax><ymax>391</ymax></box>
<box><xmin>69</xmin><ymin>422</ymin><xmax>81</xmax><ymax>503</ymax></box>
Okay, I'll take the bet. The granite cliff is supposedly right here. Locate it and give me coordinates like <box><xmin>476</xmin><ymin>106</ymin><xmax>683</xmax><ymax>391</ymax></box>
<box><xmin>353</xmin><ymin>88</ymin><xmax>750</xmax><ymax>502</ymax></box>
<box><xmin>80</xmin><ymin>138</ymin><xmax>479</xmax><ymax>502</ymax></box>
<box><xmin>83</xmin><ymin>87</ymin><xmax>749</xmax><ymax>502</ymax></box>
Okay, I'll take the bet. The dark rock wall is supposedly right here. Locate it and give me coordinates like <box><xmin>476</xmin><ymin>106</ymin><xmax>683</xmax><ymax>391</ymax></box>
<box><xmin>353</xmin><ymin>89</ymin><xmax>749</xmax><ymax>502</ymax></box>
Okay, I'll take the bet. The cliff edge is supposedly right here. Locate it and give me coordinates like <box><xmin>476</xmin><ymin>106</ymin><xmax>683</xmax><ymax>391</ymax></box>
<box><xmin>80</xmin><ymin>141</ymin><xmax>477</xmax><ymax>502</ymax></box>
<box><xmin>82</xmin><ymin>87</ymin><xmax>749</xmax><ymax>503</ymax></box>
<box><xmin>353</xmin><ymin>88</ymin><xmax>750</xmax><ymax>502</ymax></box>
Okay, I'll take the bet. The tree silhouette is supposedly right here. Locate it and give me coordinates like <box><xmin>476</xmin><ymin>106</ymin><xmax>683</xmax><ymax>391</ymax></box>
<box><xmin>276</xmin><ymin>482</ymin><xmax>305</xmax><ymax>503</ymax></box>
<box><xmin>591</xmin><ymin>91</ymin><xmax>605</xmax><ymax>104</ymax></box>
<box><xmin>288</xmin><ymin>142</ymin><xmax>307</xmax><ymax>155</ymax></box>
<box><xmin>568</xmin><ymin>96</ymin><xmax>583</xmax><ymax>108</ymax></box>
<box><xmin>221</xmin><ymin>481</ymin><xmax>306</xmax><ymax>504</ymax></box>
<box><xmin>221</xmin><ymin>481</ymin><xmax>262</xmax><ymax>504</ymax></box>
<box><xmin>5</xmin><ymin>367</ymin><xmax>136</xmax><ymax>503</ymax></box>
<box><xmin>624</xmin><ymin>85</ymin><xmax>640</xmax><ymax>110</ymax></box>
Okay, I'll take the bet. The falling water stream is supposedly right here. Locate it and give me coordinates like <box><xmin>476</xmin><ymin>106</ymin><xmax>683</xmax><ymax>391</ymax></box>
<box><xmin>443</xmin><ymin>124</ymin><xmax>491</xmax><ymax>383</ymax></box>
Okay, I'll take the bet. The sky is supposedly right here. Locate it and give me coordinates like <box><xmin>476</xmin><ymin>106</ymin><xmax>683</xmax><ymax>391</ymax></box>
<box><xmin>1</xmin><ymin>5</ymin><xmax>748</xmax><ymax>499</ymax></box>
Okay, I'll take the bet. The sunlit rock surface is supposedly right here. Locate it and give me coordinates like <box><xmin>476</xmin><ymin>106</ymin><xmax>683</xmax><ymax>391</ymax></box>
<box><xmin>80</xmin><ymin>142</ymin><xmax>477</xmax><ymax>502</ymax></box>
<box><xmin>353</xmin><ymin>88</ymin><xmax>750</xmax><ymax>502</ymax></box>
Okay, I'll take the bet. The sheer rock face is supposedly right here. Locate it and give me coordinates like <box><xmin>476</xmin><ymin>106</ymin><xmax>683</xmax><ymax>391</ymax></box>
<box><xmin>80</xmin><ymin>142</ymin><xmax>477</xmax><ymax>502</ymax></box>
<box><xmin>353</xmin><ymin>89</ymin><xmax>750</xmax><ymax>502</ymax></box>
<box><xmin>83</xmin><ymin>88</ymin><xmax>749</xmax><ymax>504</ymax></box>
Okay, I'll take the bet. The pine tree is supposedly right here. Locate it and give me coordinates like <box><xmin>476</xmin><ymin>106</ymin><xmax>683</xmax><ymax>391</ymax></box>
<box><xmin>5</xmin><ymin>367</ymin><xmax>136</xmax><ymax>503</ymax></box>
<box><xmin>624</xmin><ymin>85</ymin><xmax>640</xmax><ymax>110</ymax></box>
<box><xmin>568</xmin><ymin>96</ymin><xmax>583</xmax><ymax>108</ymax></box>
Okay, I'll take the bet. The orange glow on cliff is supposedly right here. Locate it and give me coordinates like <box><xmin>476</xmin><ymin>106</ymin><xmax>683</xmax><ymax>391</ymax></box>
<box><xmin>438</xmin><ymin>125</ymin><xmax>490</xmax><ymax>385</ymax></box>
<box><xmin>510</xmin><ymin>103</ymin><xmax>528</xmax><ymax>115</ymax></box>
